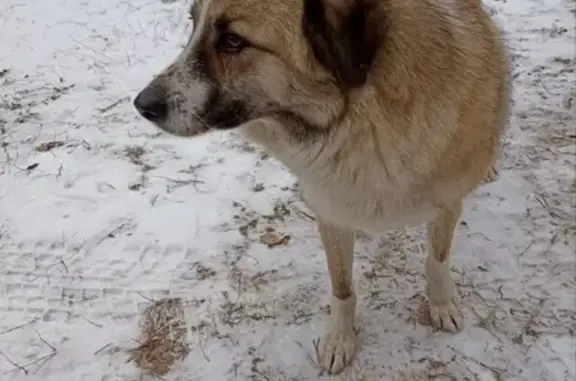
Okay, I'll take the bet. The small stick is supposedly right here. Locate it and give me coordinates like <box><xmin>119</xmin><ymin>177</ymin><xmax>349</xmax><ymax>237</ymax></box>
<box><xmin>98</xmin><ymin>96</ymin><xmax>129</xmax><ymax>113</ymax></box>
<box><xmin>0</xmin><ymin>319</ymin><xmax>37</xmax><ymax>336</ymax></box>
<box><xmin>0</xmin><ymin>351</ymin><xmax>27</xmax><ymax>374</ymax></box>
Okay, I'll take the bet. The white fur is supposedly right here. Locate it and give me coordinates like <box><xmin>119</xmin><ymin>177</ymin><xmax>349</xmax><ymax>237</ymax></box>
<box><xmin>320</xmin><ymin>294</ymin><xmax>357</xmax><ymax>374</ymax></box>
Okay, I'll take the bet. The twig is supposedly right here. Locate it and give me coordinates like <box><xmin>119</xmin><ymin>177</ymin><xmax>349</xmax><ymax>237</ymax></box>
<box><xmin>97</xmin><ymin>96</ymin><xmax>129</xmax><ymax>113</ymax></box>
<box><xmin>198</xmin><ymin>334</ymin><xmax>210</xmax><ymax>363</ymax></box>
<box><xmin>312</xmin><ymin>338</ymin><xmax>326</xmax><ymax>376</ymax></box>
<box><xmin>81</xmin><ymin>317</ymin><xmax>103</xmax><ymax>328</ymax></box>
<box><xmin>59</xmin><ymin>259</ymin><xmax>69</xmax><ymax>273</ymax></box>
<box><xmin>32</xmin><ymin>353</ymin><xmax>56</xmax><ymax>374</ymax></box>
<box><xmin>0</xmin><ymin>351</ymin><xmax>27</xmax><ymax>374</ymax></box>
<box><xmin>37</xmin><ymin>331</ymin><xmax>57</xmax><ymax>353</ymax></box>
<box><xmin>136</xmin><ymin>291</ymin><xmax>153</xmax><ymax>302</ymax></box>
<box><xmin>296</xmin><ymin>209</ymin><xmax>316</xmax><ymax>221</ymax></box>
<box><xmin>0</xmin><ymin>318</ymin><xmax>38</xmax><ymax>336</ymax></box>
<box><xmin>94</xmin><ymin>343</ymin><xmax>112</xmax><ymax>355</ymax></box>
<box><xmin>449</xmin><ymin>345</ymin><xmax>505</xmax><ymax>380</ymax></box>
<box><xmin>27</xmin><ymin>331</ymin><xmax>58</xmax><ymax>373</ymax></box>
<box><xmin>518</xmin><ymin>239</ymin><xmax>535</xmax><ymax>259</ymax></box>
<box><xmin>158</xmin><ymin>176</ymin><xmax>206</xmax><ymax>193</ymax></box>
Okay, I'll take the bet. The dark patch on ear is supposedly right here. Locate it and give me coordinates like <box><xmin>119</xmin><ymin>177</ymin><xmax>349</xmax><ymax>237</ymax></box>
<box><xmin>302</xmin><ymin>0</ymin><xmax>384</xmax><ymax>88</ymax></box>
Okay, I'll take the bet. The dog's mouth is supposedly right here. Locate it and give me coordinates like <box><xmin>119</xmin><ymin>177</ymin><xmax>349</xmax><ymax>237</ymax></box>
<box><xmin>199</xmin><ymin>95</ymin><xmax>253</xmax><ymax>130</ymax></box>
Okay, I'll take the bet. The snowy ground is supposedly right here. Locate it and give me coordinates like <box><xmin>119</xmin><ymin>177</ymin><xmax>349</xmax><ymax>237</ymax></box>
<box><xmin>0</xmin><ymin>0</ymin><xmax>574</xmax><ymax>380</ymax></box>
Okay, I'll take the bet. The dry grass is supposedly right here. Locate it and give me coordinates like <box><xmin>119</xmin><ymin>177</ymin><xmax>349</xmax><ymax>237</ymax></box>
<box><xmin>127</xmin><ymin>297</ymin><xmax>190</xmax><ymax>377</ymax></box>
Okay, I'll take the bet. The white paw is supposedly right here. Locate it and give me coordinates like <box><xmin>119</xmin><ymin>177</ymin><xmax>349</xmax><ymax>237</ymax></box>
<box><xmin>320</xmin><ymin>326</ymin><xmax>356</xmax><ymax>374</ymax></box>
<box><xmin>429</xmin><ymin>299</ymin><xmax>464</xmax><ymax>332</ymax></box>
<box><xmin>425</xmin><ymin>256</ymin><xmax>464</xmax><ymax>332</ymax></box>
<box><xmin>318</xmin><ymin>295</ymin><xmax>356</xmax><ymax>374</ymax></box>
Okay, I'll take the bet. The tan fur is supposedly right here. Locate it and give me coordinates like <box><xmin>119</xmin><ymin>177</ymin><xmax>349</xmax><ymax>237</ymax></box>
<box><xmin>135</xmin><ymin>0</ymin><xmax>510</xmax><ymax>374</ymax></box>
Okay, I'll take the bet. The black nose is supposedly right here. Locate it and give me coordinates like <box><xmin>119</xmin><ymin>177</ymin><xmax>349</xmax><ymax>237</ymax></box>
<box><xmin>133</xmin><ymin>85</ymin><xmax>168</xmax><ymax>122</ymax></box>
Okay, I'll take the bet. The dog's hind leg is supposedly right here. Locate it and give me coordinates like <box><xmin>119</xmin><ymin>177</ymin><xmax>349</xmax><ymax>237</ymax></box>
<box><xmin>425</xmin><ymin>201</ymin><xmax>465</xmax><ymax>332</ymax></box>
<box><xmin>317</xmin><ymin>218</ymin><xmax>356</xmax><ymax>374</ymax></box>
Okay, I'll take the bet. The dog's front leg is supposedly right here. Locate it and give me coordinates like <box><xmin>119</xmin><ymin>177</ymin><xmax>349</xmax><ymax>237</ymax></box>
<box><xmin>425</xmin><ymin>200</ymin><xmax>464</xmax><ymax>331</ymax></box>
<box><xmin>317</xmin><ymin>217</ymin><xmax>356</xmax><ymax>374</ymax></box>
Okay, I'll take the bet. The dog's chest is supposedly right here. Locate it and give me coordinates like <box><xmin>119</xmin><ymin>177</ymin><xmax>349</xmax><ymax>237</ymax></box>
<box><xmin>240</xmin><ymin>125</ymin><xmax>438</xmax><ymax>231</ymax></box>
<box><xmin>298</xmin><ymin>177</ymin><xmax>438</xmax><ymax>232</ymax></box>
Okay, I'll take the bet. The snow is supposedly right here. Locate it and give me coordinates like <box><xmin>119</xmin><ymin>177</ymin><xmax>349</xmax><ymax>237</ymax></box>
<box><xmin>0</xmin><ymin>0</ymin><xmax>574</xmax><ymax>380</ymax></box>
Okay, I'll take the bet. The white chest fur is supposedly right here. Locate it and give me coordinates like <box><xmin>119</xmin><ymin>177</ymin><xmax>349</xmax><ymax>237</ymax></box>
<box><xmin>240</xmin><ymin>124</ymin><xmax>440</xmax><ymax>233</ymax></box>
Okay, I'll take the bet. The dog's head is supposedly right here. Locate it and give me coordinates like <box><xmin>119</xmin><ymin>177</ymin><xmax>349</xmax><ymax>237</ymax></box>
<box><xmin>134</xmin><ymin>0</ymin><xmax>384</xmax><ymax>138</ymax></box>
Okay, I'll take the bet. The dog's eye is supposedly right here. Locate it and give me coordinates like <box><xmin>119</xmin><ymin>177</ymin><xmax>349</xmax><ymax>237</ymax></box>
<box><xmin>217</xmin><ymin>32</ymin><xmax>248</xmax><ymax>54</ymax></box>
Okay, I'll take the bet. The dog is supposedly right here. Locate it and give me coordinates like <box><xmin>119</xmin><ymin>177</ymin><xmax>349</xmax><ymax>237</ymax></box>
<box><xmin>134</xmin><ymin>0</ymin><xmax>510</xmax><ymax>374</ymax></box>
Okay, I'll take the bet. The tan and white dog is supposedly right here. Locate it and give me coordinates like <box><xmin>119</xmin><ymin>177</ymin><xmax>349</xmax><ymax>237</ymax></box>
<box><xmin>134</xmin><ymin>0</ymin><xmax>510</xmax><ymax>374</ymax></box>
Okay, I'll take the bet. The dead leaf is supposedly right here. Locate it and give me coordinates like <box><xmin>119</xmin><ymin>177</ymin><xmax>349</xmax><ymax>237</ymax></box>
<box><xmin>259</xmin><ymin>232</ymin><xmax>291</xmax><ymax>248</ymax></box>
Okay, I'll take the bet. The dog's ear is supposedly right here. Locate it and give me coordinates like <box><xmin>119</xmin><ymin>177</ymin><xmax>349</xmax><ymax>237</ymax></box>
<box><xmin>302</xmin><ymin>0</ymin><xmax>384</xmax><ymax>89</ymax></box>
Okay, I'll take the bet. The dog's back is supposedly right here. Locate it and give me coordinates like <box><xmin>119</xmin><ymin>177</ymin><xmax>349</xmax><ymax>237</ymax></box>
<box><xmin>366</xmin><ymin>0</ymin><xmax>510</xmax><ymax>204</ymax></box>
